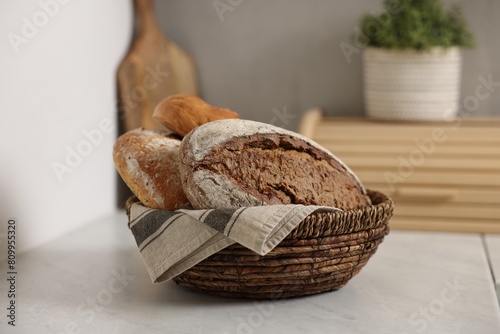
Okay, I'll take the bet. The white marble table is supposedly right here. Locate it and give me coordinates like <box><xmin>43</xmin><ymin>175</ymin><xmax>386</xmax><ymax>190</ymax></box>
<box><xmin>485</xmin><ymin>235</ymin><xmax>500</xmax><ymax>303</ymax></box>
<box><xmin>1</xmin><ymin>212</ymin><xmax>499</xmax><ymax>334</ymax></box>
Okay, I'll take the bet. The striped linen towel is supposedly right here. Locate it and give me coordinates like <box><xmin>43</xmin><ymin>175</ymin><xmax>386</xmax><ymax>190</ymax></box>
<box><xmin>127</xmin><ymin>201</ymin><xmax>341</xmax><ymax>283</ymax></box>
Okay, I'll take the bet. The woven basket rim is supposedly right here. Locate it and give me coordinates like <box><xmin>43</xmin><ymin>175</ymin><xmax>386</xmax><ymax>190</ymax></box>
<box><xmin>125</xmin><ymin>190</ymin><xmax>393</xmax><ymax>239</ymax></box>
<box><xmin>284</xmin><ymin>190</ymin><xmax>392</xmax><ymax>239</ymax></box>
<box><xmin>125</xmin><ymin>189</ymin><xmax>392</xmax><ymax>216</ymax></box>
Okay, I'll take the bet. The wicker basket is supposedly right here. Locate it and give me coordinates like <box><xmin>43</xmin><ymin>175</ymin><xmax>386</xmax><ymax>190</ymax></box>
<box><xmin>170</xmin><ymin>190</ymin><xmax>393</xmax><ymax>299</ymax></box>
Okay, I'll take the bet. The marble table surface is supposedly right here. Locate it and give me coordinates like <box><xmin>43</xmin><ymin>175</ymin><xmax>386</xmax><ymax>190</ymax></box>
<box><xmin>485</xmin><ymin>234</ymin><xmax>500</xmax><ymax>302</ymax></box>
<box><xmin>1</xmin><ymin>211</ymin><xmax>499</xmax><ymax>334</ymax></box>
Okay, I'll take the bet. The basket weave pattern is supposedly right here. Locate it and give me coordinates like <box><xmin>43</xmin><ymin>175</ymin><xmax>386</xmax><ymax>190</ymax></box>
<box><xmin>173</xmin><ymin>190</ymin><xmax>393</xmax><ymax>299</ymax></box>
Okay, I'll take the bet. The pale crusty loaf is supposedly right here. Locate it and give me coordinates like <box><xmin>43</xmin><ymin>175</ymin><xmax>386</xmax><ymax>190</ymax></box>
<box><xmin>179</xmin><ymin>119</ymin><xmax>370</xmax><ymax>210</ymax></box>
<box><xmin>113</xmin><ymin>128</ymin><xmax>191</xmax><ymax>210</ymax></box>
<box><xmin>153</xmin><ymin>95</ymin><xmax>239</xmax><ymax>137</ymax></box>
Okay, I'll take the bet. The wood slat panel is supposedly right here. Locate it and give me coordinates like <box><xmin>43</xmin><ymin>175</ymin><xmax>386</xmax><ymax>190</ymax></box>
<box><xmin>357</xmin><ymin>171</ymin><xmax>500</xmax><ymax>187</ymax></box>
<box><xmin>298</xmin><ymin>108</ymin><xmax>322</xmax><ymax>138</ymax></box>
<box><xmin>390</xmin><ymin>217</ymin><xmax>500</xmax><ymax>233</ymax></box>
<box><xmin>339</xmin><ymin>157</ymin><xmax>500</xmax><ymax>172</ymax></box>
<box><xmin>299</xmin><ymin>114</ymin><xmax>500</xmax><ymax>233</ymax></box>
<box><xmin>321</xmin><ymin>143</ymin><xmax>500</xmax><ymax>157</ymax></box>
<box><xmin>365</xmin><ymin>184</ymin><xmax>500</xmax><ymax>205</ymax></box>
<box><xmin>316</xmin><ymin>118</ymin><xmax>500</xmax><ymax>128</ymax></box>
<box><xmin>394</xmin><ymin>203</ymin><xmax>500</xmax><ymax>220</ymax></box>
<box><xmin>314</xmin><ymin>126</ymin><xmax>500</xmax><ymax>143</ymax></box>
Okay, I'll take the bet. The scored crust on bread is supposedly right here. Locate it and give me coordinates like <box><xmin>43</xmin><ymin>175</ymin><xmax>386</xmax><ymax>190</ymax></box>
<box><xmin>113</xmin><ymin>128</ymin><xmax>191</xmax><ymax>210</ymax></box>
<box><xmin>179</xmin><ymin>119</ymin><xmax>370</xmax><ymax>210</ymax></box>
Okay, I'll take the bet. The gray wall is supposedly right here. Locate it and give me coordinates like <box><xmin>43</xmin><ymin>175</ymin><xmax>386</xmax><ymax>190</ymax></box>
<box><xmin>154</xmin><ymin>0</ymin><xmax>500</xmax><ymax>130</ymax></box>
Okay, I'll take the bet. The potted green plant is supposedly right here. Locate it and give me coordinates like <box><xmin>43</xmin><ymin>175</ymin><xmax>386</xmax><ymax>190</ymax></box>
<box><xmin>361</xmin><ymin>0</ymin><xmax>474</xmax><ymax>120</ymax></box>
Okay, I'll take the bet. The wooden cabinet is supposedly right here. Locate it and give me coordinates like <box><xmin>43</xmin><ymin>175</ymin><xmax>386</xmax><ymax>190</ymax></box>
<box><xmin>299</xmin><ymin>110</ymin><xmax>500</xmax><ymax>233</ymax></box>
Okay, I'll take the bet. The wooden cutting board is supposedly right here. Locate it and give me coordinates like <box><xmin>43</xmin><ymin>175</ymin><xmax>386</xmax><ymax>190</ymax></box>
<box><xmin>117</xmin><ymin>0</ymin><xmax>198</xmax><ymax>132</ymax></box>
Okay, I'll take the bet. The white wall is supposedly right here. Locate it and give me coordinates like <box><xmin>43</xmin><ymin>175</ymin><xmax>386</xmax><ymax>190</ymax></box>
<box><xmin>0</xmin><ymin>0</ymin><xmax>132</xmax><ymax>258</ymax></box>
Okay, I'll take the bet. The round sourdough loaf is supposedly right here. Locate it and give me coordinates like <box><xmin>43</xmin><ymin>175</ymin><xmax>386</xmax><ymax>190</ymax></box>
<box><xmin>179</xmin><ymin>119</ymin><xmax>370</xmax><ymax>210</ymax></box>
<box><xmin>113</xmin><ymin>128</ymin><xmax>191</xmax><ymax>210</ymax></box>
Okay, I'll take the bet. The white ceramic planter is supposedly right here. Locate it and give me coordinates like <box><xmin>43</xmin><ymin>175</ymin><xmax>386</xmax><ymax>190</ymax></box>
<box><xmin>363</xmin><ymin>47</ymin><xmax>462</xmax><ymax>121</ymax></box>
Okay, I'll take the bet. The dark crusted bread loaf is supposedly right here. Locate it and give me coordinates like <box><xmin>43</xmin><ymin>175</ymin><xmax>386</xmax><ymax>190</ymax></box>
<box><xmin>113</xmin><ymin>128</ymin><xmax>191</xmax><ymax>210</ymax></box>
<box><xmin>179</xmin><ymin>119</ymin><xmax>370</xmax><ymax>210</ymax></box>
